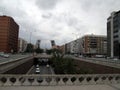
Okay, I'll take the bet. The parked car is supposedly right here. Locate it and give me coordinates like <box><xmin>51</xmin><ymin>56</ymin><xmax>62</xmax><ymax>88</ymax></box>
<box><xmin>0</xmin><ymin>52</ymin><xmax>9</xmax><ymax>58</ymax></box>
<box><xmin>113</xmin><ymin>58</ymin><xmax>119</xmax><ymax>61</ymax></box>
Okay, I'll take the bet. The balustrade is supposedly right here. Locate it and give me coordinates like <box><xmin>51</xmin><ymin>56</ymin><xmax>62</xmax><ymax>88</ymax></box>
<box><xmin>0</xmin><ymin>74</ymin><xmax>119</xmax><ymax>86</ymax></box>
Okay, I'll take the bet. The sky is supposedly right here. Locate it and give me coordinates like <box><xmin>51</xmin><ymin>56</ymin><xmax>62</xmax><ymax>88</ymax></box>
<box><xmin>0</xmin><ymin>0</ymin><xmax>120</xmax><ymax>48</ymax></box>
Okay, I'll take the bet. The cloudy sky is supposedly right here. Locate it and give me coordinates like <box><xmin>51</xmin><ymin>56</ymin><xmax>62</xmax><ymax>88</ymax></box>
<box><xmin>0</xmin><ymin>0</ymin><xmax>120</xmax><ymax>48</ymax></box>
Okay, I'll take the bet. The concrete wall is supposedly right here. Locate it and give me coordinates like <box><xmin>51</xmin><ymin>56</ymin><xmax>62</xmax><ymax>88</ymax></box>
<box><xmin>4</xmin><ymin>58</ymin><xmax>34</xmax><ymax>74</ymax></box>
<box><xmin>74</xmin><ymin>59</ymin><xmax>120</xmax><ymax>74</ymax></box>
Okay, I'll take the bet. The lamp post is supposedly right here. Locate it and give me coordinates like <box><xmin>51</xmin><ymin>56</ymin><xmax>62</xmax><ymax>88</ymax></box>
<box><xmin>30</xmin><ymin>32</ymin><xmax>32</xmax><ymax>44</ymax></box>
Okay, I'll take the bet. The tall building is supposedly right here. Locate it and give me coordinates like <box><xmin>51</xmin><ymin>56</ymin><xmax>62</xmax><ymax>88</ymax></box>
<box><xmin>51</xmin><ymin>40</ymin><xmax>56</xmax><ymax>49</ymax></box>
<box><xmin>18</xmin><ymin>38</ymin><xmax>27</xmax><ymax>52</ymax></box>
<box><xmin>36</xmin><ymin>40</ymin><xmax>41</xmax><ymax>49</ymax></box>
<box><xmin>0</xmin><ymin>16</ymin><xmax>19</xmax><ymax>53</ymax></box>
<box><xmin>65</xmin><ymin>42</ymin><xmax>71</xmax><ymax>54</ymax></box>
<box><xmin>107</xmin><ymin>11</ymin><xmax>120</xmax><ymax>58</ymax></box>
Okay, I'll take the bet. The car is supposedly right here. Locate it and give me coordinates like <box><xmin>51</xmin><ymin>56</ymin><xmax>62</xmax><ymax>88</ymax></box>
<box><xmin>36</xmin><ymin>64</ymin><xmax>39</xmax><ymax>68</ymax></box>
<box><xmin>0</xmin><ymin>52</ymin><xmax>9</xmax><ymax>58</ymax></box>
<box><xmin>79</xmin><ymin>55</ymin><xmax>83</xmax><ymax>58</ymax></box>
<box><xmin>3</xmin><ymin>54</ymin><xmax>9</xmax><ymax>58</ymax></box>
<box><xmin>35</xmin><ymin>68</ymin><xmax>40</xmax><ymax>74</ymax></box>
<box><xmin>113</xmin><ymin>58</ymin><xmax>119</xmax><ymax>61</ymax></box>
<box><xmin>74</xmin><ymin>54</ymin><xmax>78</xmax><ymax>57</ymax></box>
<box><xmin>46</xmin><ymin>64</ymin><xmax>50</xmax><ymax>68</ymax></box>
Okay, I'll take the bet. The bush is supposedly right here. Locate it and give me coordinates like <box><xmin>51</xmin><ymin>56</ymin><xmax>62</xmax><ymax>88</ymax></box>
<box><xmin>50</xmin><ymin>50</ymin><xmax>76</xmax><ymax>74</ymax></box>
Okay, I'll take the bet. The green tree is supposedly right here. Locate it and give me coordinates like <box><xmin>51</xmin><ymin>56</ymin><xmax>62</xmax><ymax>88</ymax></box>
<box><xmin>25</xmin><ymin>43</ymin><xmax>33</xmax><ymax>53</ymax></box>
<box><xmin>50</xmin><ymin>50</ymin><xmax>76</xmax><ymax>74</ymax></box>
<box><xmin>35</xmin><ymin>48</ymin><xmax>43</xmax><ymax>53</ymax></box>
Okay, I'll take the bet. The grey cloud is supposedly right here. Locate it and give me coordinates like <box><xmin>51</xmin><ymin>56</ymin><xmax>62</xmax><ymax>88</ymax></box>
<box><xmin>66</xmin><ymin>17</ymin><xmax>78</xmax><ymax>26</ymax></box>
<box><xmin>36</xmin><ymin>0</ymin><xmax>59</xmax><ymax>10</ymax></box>
<box><xmin>80</xmin><ymin>0</ymin><xmax>120</xmax><ymax>12</ymax></box>
<box><xmin>0</xmin><ymin>3</ymin><xmax>27</xmax><ymax>17</ymax></box>
<box><xmin>42</xmin><ymin>13</ymin><xmax>52</xmax><ymax>19</ymax></box>
<box><xmin>1</xmin><ymin>0</ymin><xmax>120</xmax><ymax>48</ymax></box>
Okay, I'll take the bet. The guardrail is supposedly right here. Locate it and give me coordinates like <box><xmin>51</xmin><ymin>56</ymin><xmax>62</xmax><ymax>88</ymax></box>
<box><xmin>0</xmin><ymin>74</ymin><xmax>119</xmax><ymax>86</ymax></box>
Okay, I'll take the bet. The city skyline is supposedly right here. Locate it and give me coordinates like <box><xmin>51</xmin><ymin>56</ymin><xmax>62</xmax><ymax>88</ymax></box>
<box><xmin>0</xmin><ymin>0</ymin><xmax>120</xmax><ymax>48</ymax></box>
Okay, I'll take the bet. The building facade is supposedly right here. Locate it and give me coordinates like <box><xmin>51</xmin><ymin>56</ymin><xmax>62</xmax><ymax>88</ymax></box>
<box><xmin>62</xmin><ymin>34</ymin><xmax>107</xmax><ymax>57</ymax></box>
<box><xmin>82</xmin><ymin>35</ymin><xmax>107</xmax><ymax>56</ymax></box>
<box><xmin>36</xmin><ymin>40</ymin><xmax>41</xmax><ymax>49</ymax></box>
<box><xmin>107</xmin><ymin>11</ymin><xmax>120</xmax><ymax>58</ymax></box>
<box><xmin>0</xmin><ymin>16</ymin><xmax>19</xmax><ymax>53</ymax></box>
<box><xmin>18</xmin><ymin>38</ymin><xmax>27</xmax><ymax>52</ymax></box>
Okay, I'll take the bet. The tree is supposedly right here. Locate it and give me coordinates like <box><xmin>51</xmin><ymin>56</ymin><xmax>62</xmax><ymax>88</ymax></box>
<box><xmin>35</xmin><ymin>48</ymin><xmax>43</xmax><ymax>53</ymax></box>
<box><xmin>50</xmin><ymin>49</ymin><xmax>76</xmax><ymax>74</ymax></box>
<box><xmin>25</xmin><ymin>43</ymin><xmax>33</xmax><ymax>53</ymax></box>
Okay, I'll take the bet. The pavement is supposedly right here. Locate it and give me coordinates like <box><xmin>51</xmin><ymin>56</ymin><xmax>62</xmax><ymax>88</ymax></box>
<box><xmin>0</xmin><ymin>84</ymin><xmax>120</xmax><ymax>90</ymax></box>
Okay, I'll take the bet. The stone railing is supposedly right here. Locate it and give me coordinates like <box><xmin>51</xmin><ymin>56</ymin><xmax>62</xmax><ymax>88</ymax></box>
<box><xmin>0</xmin><ymin>74</ymin><xmax>120</xmax><ymax>86</ymax></box>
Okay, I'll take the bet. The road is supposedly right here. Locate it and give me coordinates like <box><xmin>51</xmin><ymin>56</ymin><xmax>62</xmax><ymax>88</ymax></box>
<box><xmin>0</xmin><ymin>54</ymin><xmax>32</xmax><ymax>64</ymax></box>
<box><xmin>73</xmin><ymin>56</ymin><xmax>120</xmax><ymax>69</ymax></box>
<box><xmin>27</xmin><ymin>65</ymin><xmax>55</xmax><ymax>74</ymax></box>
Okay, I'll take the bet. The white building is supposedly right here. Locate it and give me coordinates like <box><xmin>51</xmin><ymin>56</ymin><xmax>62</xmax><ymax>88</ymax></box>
<box><xmin>18</xmin><ymin>38</ymin><xmax>27</xmax><ymax>52</ymax></box>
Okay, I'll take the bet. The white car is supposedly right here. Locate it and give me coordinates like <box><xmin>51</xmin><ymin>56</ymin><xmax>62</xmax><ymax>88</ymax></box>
<box><xmin>46</xmin><ymin>64</ymin><xmax>50</xmax><ymax>68</ymax></box>
<box><xmin>113</xmin><ymin>58</ymin><xmax>118</xmax><ymax>61</ymax></box>
<box><xmin>35</xmin><ymin>68</ymin><xmax>40</xmax><ymax>74</ymax></box>
<box><xmin>36</xmin><ymin>64</ymin><xmax>39</xmax><ymax>68</ymax></box>
<box><xmin>0</xmin><ymin>52</ymin><xmax>9</xmax><ymax>58</ymax></box>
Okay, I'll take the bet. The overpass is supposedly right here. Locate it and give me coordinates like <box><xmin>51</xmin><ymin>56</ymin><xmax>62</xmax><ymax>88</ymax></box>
<box><xmin>0</xmin><ymin>54</ymin><xmax>120</xmax><ymax>90</ymax></box>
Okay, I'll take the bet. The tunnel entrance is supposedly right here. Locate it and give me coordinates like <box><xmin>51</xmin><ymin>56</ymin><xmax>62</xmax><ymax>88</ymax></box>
<box><xmin>34</xmin><ymin>58</ymin><xmax>50</xmax><ymax>66</ymax></box>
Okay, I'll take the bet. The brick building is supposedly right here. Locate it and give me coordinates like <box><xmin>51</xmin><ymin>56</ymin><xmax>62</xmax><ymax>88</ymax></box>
<box><xmin>0</xmin><ymin>16</ymin><xmax>19</xmax><ymax>53</ymax></box>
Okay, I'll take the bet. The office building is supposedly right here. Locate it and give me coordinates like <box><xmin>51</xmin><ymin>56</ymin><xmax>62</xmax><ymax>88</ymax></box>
<box><xmin>107</xmin><ymin>11</ymin><xmax>120</xmax><ymax>58</ymax></box>
<box><xmin>0</xmin><ymin>16</ymin><xmax>19</xmax><ymax>53</ymax></box>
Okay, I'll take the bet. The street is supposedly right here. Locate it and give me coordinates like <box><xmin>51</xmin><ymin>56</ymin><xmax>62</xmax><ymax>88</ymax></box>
<box><xmin>27</xmin><ymin>65</ymin><xmax>55</xmax><ymax>74</ymax></box>
<box><xmin>0</xmin><ymin>54</ymin><xmax>32</xmax><ymax>64</ymax></box>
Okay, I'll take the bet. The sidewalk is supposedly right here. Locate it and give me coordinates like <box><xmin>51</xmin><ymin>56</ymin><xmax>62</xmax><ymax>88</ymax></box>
<box><xmin>0</xmin><ymin>84</ymin><xmax>120</xmax><ymax>90</ymax></box>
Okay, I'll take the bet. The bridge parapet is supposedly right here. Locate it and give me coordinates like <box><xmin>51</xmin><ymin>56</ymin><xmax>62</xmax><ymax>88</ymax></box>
<box><xmin>0</xmin><ymin>74</ymin><xmax>119</xmax><ymax>86</ymax></box>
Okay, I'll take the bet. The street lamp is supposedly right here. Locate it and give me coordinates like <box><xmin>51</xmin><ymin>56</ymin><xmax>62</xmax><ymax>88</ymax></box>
<box><xmin>30</xmin><ymin>32</ymin><xmax>32</xmax><ymax>44</ymax></box>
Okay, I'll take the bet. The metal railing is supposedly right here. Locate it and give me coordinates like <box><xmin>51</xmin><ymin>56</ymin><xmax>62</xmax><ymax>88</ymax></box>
<box><xmin>0</xmin><ymin>74</ymin><xmax>120</xmax><ymax>86</ymax></box>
